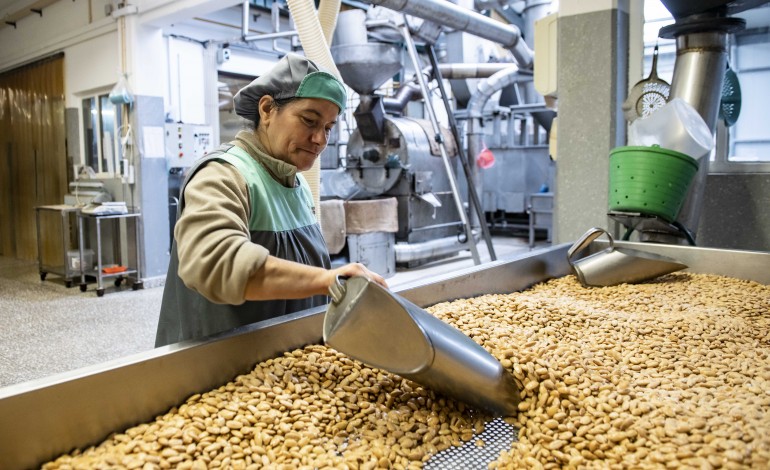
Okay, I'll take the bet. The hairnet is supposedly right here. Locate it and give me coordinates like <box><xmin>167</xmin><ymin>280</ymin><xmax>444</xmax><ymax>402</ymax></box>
<box><xmin>234</xmin><ymin>54</ymin><xmax>346</xmax><ymax>122</ymax></box>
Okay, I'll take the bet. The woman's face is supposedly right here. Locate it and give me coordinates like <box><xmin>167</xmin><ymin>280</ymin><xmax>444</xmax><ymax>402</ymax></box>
<box><xmin>257</xmin><ymin>96</ymin><xmax>339</xmax><ymax>171</ymax></box>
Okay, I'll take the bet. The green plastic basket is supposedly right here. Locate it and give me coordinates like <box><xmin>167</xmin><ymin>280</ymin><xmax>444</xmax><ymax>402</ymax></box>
<box><xmin>609</xmin><ymin>146</ymin><xmax>699</xmax><ymax>222</ymax></box>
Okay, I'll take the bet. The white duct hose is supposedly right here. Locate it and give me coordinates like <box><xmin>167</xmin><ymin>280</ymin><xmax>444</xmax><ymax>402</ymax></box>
<box><xmin>286</xmin><ymin>0</ymin><xmax>344</xmax><ymax>224</ymax></box>
<box><xmin>286</xmin><ymin>0</ymin><xmax>342</xmax><ymax>79</ymax></box>
<box><xmin>316</xmin><ymin>0</ymin><xmax>342</xmax><ymax>45</ymax></box>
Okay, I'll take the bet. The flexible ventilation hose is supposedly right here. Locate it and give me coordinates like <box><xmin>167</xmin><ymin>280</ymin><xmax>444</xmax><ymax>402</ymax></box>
<box><xmin>316</xmin><ymin>0</ymin><xmax>341</xmax><ymax>46</ymax></box>
<box><xmin>285</xmin><ymin>0</ymin><xmax>344</xmax><ymax>221</ymax></box>
<box><xmin>286</xmin><ymin>0</ymin><xmax>342</xmax><ymax>79</ymax></box>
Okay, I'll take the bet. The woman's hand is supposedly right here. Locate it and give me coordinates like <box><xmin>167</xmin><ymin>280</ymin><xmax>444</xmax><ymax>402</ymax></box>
<box><xmin>330</xmin><ymin>263</ymin><xmax>389</xmax><ymax>290</ymax></box>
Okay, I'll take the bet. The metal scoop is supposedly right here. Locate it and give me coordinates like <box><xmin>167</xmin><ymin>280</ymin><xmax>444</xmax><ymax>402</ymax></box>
<box><xmin>568</xmin><ymin>227</ymin><xmax>688</xmax><ymax>287</ymax></box>
<box><xmin>323</xmin><ymin>276</ymin><xmax>521</xmax><ymax>417</ymax></box>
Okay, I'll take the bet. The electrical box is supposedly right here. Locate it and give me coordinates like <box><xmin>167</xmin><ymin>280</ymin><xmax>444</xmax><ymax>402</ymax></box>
<box><xmin>534</xmin><ymin>12</ymin><xmax>558</xmax><ymax>98</ymax></box>
<box><xmin>165</xmin><ymin>123</ymin><xmax>214</xmax><ymax>168</ymax></box>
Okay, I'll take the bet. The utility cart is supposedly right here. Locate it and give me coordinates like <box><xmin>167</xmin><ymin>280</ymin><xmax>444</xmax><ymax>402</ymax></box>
<box><xmin>77</xmin><ymin>209</ymin><xmax>143</xmax><ymax>297</ymax></box>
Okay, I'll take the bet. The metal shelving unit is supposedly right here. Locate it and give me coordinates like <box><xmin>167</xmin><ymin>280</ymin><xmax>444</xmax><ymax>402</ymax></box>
<box><xmin>77</xmin><ymin>210</ymin><xmax>144</xmax><ymax>297</ymax></box>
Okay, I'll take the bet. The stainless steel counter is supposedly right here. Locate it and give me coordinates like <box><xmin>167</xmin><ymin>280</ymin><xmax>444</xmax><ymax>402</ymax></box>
<box><xmin>0</xmin><ymin>242</ymin><xmax>767</xmax><ymax>470</ymax></box>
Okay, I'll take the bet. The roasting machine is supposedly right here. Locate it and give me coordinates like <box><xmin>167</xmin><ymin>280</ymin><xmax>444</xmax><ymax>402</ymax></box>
<box><xmin>0</xmin><ymin>242</ymin><xmax>768</xmax><ymax>469</ymax></box>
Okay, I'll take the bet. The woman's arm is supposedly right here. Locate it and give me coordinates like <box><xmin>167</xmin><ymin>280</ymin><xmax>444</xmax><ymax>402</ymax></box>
<box><xmin>244</xmin><ymin>256</ymin><xmax>388</xmax><ymax>300</ymax></box>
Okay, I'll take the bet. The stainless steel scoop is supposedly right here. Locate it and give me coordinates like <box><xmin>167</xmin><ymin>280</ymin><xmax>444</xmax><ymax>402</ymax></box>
<box><xmin>568</xmin><ymin>227</ymin><xmax>688</xmax><ymax>287</ymax></box>
<box><xmin>323</xmin><ymin>276</ymin><xmax>521</xmax><ymax>417</ymax></box>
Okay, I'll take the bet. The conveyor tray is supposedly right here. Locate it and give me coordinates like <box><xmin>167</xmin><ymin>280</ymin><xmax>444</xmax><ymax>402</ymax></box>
<box><xmin>0</xmin><ymin>242</ymin><xmax>768</xmax><ymax>469</ymax></box>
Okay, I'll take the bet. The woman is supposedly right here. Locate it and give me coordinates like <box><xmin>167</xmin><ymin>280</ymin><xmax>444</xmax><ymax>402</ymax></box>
<box><xmin>156</xmin><ymin>54</ymin><xmax>387</xmax><ymax>347</ymax></box>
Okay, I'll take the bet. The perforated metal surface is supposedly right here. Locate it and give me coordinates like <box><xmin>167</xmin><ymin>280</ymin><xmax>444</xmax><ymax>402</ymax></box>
<box><xmin>424</xmin><ymin>418</ymin><xmax>518</xmax><ymax>469</ymax></box>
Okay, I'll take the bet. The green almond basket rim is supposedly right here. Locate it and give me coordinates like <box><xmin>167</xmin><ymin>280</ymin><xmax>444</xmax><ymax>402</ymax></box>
<box><xmin>610</xmin><ymin>145</ymin><xmax>700</xmax><ymax>170</ymax></box>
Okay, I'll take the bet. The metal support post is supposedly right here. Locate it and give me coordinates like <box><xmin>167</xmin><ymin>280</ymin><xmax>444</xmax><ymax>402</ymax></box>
<box><xmin>400</xmin><ymin>20</ymin><xmax>481</xmax><ymax>265</ymax></box>
<box><xmin>425</xmin><ymin>43</ymin><xmax>496</xmax><ymax>261</ymax></box>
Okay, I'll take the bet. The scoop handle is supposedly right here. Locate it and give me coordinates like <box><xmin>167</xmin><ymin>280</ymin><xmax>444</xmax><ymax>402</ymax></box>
<box><xmin>329</xmin><ymin>275</ymin><xmax>349</xmax><ymax>304</ymax></box>
<box><xmin>567</xmin><ymin>227</ymin><xmax>615</xmax><ymax>266</ymax></box>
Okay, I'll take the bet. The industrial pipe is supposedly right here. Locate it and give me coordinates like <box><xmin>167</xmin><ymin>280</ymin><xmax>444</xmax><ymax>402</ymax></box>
<box><xmin>395</xmin><ymin>232</ymin><xmax>480</xmax><ymax>263</ymax></box>
<box><xmin>435</xmin><ymin>62</ymin><xmax>515</xmax><ymax>79</ymax></box>
<box><xmin>363</xmin><ymin>0</ymin><xmax>534</xmax><ymax>69</ymax></box>
<box><xmin>465</xmin><ymin>66</ymin><xmax>523</xmax><ymax>232</ymax></box>
<box><xmin>382</xmin><ymin>82</ymin><xmax>421</xmax><ymax>114</ymax></box>
<box><xmin>467</xmin><ymin>65</ymin><xmax>523</xmax><ymax>121</ymax></box>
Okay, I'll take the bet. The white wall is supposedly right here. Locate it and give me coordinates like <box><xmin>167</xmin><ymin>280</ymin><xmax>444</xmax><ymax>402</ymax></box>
<box><xmin>64</xmin><ymin>31</ymin><xmax>121</xmax><ymax>107</ymax></box>
<box><xmin>166</xmin><ymin>37</ymin><xmax>207</xmax><ymax>124</ymax></box>
<box><xmin>0</xmin><ymin>0</ymin><xmax>107</xmax><ymax>72</ymax></box>
<box><xmin>133</xmin><ymin>24</ymin><xmax>167</xmax><ymax>100</ymax></box>
<box><xmin>0</xmin><ymin>0</ymin><xmax>229</xmax><ymax>103</ymax></box>
<box><xmin>0</xmin><ymin>0</ymin><xmax>123</xmax><ymax>108</ymax></box>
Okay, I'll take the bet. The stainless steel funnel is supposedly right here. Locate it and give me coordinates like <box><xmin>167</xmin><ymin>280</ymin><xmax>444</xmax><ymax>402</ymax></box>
<box><xmin>331</xmin><ymin>43</ymin><xmax>402</xmax><ymax>95</ymax></box>
<box><xmin>323</xmin><ymin>276</ymin><xmax>521</xmax><ymax>416</ymax></box>
<box><xmin>568</xmin><ymin>227</ymin><xmax>688</xmax><ymax>287</ymax></box>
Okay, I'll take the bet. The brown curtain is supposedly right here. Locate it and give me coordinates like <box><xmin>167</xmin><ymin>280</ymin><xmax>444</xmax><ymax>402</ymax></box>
<box><xmin>0</xmin><ymin>53</ymin><xmax>68</xmax><ymax>261</ymax></box>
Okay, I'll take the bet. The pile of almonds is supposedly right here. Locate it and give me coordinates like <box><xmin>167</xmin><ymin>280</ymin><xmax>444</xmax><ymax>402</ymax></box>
<box><xmin>430</xmin><ymin>272</ymin><xmax>770</xmax><ymax>469</ymax></box>
<box><xmin>44</xmin><ymin>273</ymin><xmax>769</xmax><ymax>469</ymax></box>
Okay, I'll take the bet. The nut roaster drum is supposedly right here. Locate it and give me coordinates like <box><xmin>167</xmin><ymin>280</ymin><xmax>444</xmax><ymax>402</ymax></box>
<box><xmin>323</xmin><ymin>276</ymin><xmax>521</xmax><ymax>417</ymax></box>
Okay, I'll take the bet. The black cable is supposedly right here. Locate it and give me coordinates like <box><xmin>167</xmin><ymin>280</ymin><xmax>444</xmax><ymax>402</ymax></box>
<box><xmin>672</xmin><ymin>221</ymin><xmax>697</xmax><ymax>246</ymax></box>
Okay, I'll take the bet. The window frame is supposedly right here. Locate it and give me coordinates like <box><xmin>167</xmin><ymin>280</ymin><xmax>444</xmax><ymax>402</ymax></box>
<box><xmin>80</xmin><ymin>91</ymin><xmax>123</xmax><ymax>177</ymax></box>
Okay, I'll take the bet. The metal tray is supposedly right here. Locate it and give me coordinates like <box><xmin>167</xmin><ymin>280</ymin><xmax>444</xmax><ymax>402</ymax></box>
<box><xmin>1</xmin><ymin>242</ymin><xmax>767</xmax><ymax>469</ymax></box>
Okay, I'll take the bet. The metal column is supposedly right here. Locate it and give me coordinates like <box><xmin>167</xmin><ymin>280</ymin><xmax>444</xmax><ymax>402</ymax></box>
<box><xmin>401</xmin><ymin>21</ymin><xmax>481</xmax><ymax>265</ymax></box>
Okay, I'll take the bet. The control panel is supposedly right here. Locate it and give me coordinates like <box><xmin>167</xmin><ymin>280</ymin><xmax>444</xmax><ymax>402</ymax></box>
<box><xmin>165</xmin><ymin>123</ymin><xmax>213</xmax><ymax>168</ymax></box>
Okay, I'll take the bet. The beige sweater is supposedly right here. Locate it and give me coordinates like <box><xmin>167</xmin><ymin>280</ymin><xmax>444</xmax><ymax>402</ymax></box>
<box><xmin>174</xmin><ymin>130</ymin><xmax>300</xmax><ymax>305</ymax></box>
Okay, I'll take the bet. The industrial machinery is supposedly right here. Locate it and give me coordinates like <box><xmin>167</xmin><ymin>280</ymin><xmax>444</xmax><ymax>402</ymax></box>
<box><xmin>321</xmin><ymin>11</ymin><xmax>469</xmax><ymax>267</ymax></box>
<box><xmin>321</xmin><ymin>2</ymin><xmax>554</xmax><ymax>267</ymax></box>
<box><xmin>615</xmin><ymin>0</ymin><xmax>770</xmax><ymax>244</ymax></box>
<box><xmin>1</xmin><ymin>241</ymin><xmax>767</xmax><ymax>469</ymax></box>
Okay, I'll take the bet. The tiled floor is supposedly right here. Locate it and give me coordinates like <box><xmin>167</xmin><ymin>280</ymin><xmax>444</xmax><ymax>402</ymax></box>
<box><xmin>0</xmin><ymin>256</ymin><xmax>162</xmax><ymax>388</ymax></box>
<box><xmin>0</xmin><ymin>236</ymin><xmax>546</xmax><ymax>389</ymax></box>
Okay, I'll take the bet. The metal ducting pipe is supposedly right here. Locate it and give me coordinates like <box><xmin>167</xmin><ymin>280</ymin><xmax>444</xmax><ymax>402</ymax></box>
<box><xmin>640</xmin><ymin>25</ymin><xmax>733</xmax><ymax>244</ymax></box>
<box><xmin>665</xmin><ymin>31</ymin><xmax>728</xmax><ymax>240</ymax></box>
<box><xmin>395</xmin><ymin>232</ymin><xmax>480</xmax><ymax>263</ymax></box>
<box><xmin>467</xmin><ymin>66</ymin><xmax>522</xmax><ymax>121</ymax></box>
<box><xmin>435</xmin><ymin>63</ymin><xmax>515</xmax><ymax>79</ymax></box>
<box><xmin>383</xmin><ymin>82</ymin><xmax>422</xmax><ymax>113</ymax></box>
<box><xmin>466</xmin><ymin>66</ymin><xmax>523</xmax><ymax>214</ymax></box>
<box><xmin>379</xmin><ymin>63</ymin><xmax>518</xmax><ymax>115</ymax></box>
<box><xmin>241</xmin><ymin>1</ymin><xmax>249</xmax><ymax>37</ymax></box>
<box><xmin>363</xmin><ymin>0</ymin><xmax>534</xmax><ymax>69</ymax></box>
